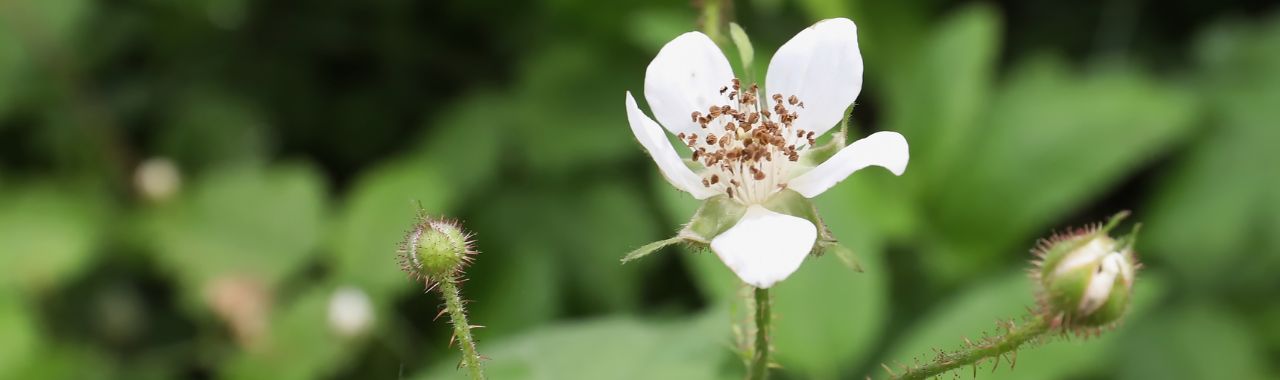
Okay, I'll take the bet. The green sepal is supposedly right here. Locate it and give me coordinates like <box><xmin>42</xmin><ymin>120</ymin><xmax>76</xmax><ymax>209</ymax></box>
<box><xmin>761</xmin><ymin>189</ymin><xmax>838</xmax><ymax>248</ymax></box>
<box><xmin>680</xmin><ymin>195</ymin><xmax>748</xmax><ymax>243</ymax></box>
<box><xmin>620</xmin><ymin>236</ymin><xmax>684</xmax><ymax>263</ymax></box>
<box><xmin>728</xmin><ymin>22</ymin><xmax>754</xmax><ymax>72</ymax></box>
<box><xmin>798</xmin><ymin>139</ymin><xmax>842</xmax><ymax>169</ymax></box>
<box><xmin>816</xmin><ymin>241</ymin><xmax>863</xmax><ymax>272</ymax></box>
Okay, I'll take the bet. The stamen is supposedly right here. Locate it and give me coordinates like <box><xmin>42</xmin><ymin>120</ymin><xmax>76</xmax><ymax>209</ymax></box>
<box><xmin>679</xmin><ymin>78</ymin><xmax>811</xmax><ymax>204</ymax></box>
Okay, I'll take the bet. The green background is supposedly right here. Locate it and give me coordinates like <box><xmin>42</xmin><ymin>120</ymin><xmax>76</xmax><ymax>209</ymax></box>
<box><xmin>0</xmin><ymin>0</ymin><xmax>1277</xmax><ymax>379</ymax></box>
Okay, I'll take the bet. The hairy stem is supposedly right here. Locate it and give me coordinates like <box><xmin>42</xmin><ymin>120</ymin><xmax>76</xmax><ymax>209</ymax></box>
<box><xmin>749</xmin><ymin>287</ymin><xmax>771</xmax><ymax>380</ymax></box>
<box><xmin>890</xmin><ymin>316</ymin><xmax>1050</xmax><ymax>380</ymax></box>
<box><xmin>439</xmin><ymin>273</ymin><xmax>485</xmax><ymax>380</ymax></box>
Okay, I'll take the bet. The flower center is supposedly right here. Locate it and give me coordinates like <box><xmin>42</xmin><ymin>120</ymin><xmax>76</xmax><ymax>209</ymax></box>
<box><xmin>677</xmin><ymin>78</ymin><xmax>815</xmax><ymax>204</ymax></box>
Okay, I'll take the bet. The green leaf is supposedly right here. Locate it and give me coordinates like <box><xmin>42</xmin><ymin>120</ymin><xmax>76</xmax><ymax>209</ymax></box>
<box><xmin>461</xmin><ymin>190</ymin><xmax>565</xmax><ymax>337</ymax></box>
<box><xmin>1114</xmin><ymin>302</ymin><xmax>1269</xmax><ymax>380</ymax></box>
<box><xmin>929</xmin><ymin>58</ymin><xmax>1197</xmax><ymax>280</ymax></box>
<box><xmin>330</xmin><ymin>159</ymin><xmax>452</xmax><ymax>305</ymax></box>
<box><xmin>159</xmin><ymin>89</ymin><xmax>269</xmax><ymax>168</ymax></box>
<box><xmin>147</xmin><ymin>164</ymin><xmax>326</xmax><ymax>300</ymax></box>
<box><xmin>883</xmin><ymin>5</ymin><xmax>999</xmax><ymax>188</ymax></box>
<box><xmin>559</xmin><ymin>182</ymin><xmax>660</xmax><ymax>311</ymax></box>
<box><xmin>0</xmin><ymin>184</ymin><xmax>104</xmax><ymax>292</ymax></box>
<box><xmin>0</xmin><ymin>293</ymin><xmax>38</xmax><ymax>378</ymax></box>
<box><xmin>772</xmin><ymin>252</ymin><xmax>887</xmax><ymax>379</ymax></box>
<box><xmin>1144</xmin><ymin>15</ymin><xmax>1280</xmax><ymax>285</ymax></box>
<box><xmin>414</xmin><ymin>312</ymin><xmax>731</xmax><ymax>380</ymax></box>
<box><xmin>512</xmin><ymin>45</ymin><xmax>641</xmax><ymax>173</ymax></box>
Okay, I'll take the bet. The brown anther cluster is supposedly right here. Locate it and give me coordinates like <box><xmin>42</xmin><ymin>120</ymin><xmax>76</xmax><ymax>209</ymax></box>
<box><xmin>679</xmin><ymin>78</ymin><xmax>812</xmax><ymax>201</ymax></box>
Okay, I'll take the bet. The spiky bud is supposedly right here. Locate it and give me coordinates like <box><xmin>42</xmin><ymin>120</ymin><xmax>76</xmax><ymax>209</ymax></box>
<box><xmin>1033</xmin><ymin>212</ymin><xmax>1140</xmax><ymax>331</ymax></box>
<box><xmin>399</xmin><ymin>214</ymin><xmax>475</xmax><ymax>283</ymax></box>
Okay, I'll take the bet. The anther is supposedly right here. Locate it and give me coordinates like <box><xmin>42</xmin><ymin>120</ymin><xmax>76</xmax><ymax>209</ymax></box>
<box><xmin>788</xmin><ymin>95</ymin><xmax>799</xmax><ymax>105</ymax></box>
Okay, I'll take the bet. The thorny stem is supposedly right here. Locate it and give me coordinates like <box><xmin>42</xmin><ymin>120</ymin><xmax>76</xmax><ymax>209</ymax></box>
<box><xmin>888</xmin><ymin>316</ymin><xmax>1050</xmax><ymax>380</ymax></box>
<box><xmin>749</xmin><ymin>287</ymin><xmax>771</xmax><ymax>380</ymax></box>
<box><xmin>439</xmin><ymin>273</ymin><xmax>485</xmax><ymax>380</ymax></box>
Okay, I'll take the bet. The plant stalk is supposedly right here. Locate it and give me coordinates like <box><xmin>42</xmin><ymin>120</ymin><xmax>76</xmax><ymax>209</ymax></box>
<box><xmin>890</xmin><ymin>316</ymin><xmax>1050</xmax><ymax>380</ymax></box>
<box><xmin>749</xmin><ymin>287</ymin><xmax>771</xmax><ymax>380</ymax></box>
<box><xmin>439</xmin><ymin>273</ymin><xmax>485</xmax><ymax>380</ymax></box>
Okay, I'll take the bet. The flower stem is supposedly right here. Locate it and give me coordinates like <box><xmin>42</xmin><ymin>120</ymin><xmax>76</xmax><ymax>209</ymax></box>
<box><xmin>889</xmin><ymin>316</ymin><xmax>1050</xmax><ymax>380</ymax></box>
<box><xmin>699</xmin><ymin>0</ymin><xmax>726</xmax><ymax>44</ymax></box>
<box><xmin>749</xmin><ymin>287</ymin><xmax>771</xmax><ymax>380</ymax></box>
<box><xmin>439</xmin><ymin>273</ymin><xmax>485</xmax><ymax>380</ymax></box>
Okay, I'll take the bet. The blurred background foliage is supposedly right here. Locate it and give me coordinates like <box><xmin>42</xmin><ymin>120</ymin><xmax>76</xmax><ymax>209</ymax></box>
<box><xmin>0</xmin><ymin>0</ymin><xmax>1277</xmax><ymax>379</ymax></box>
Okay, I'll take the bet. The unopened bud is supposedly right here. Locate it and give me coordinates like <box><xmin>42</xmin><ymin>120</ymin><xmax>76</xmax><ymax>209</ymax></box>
<box><xmin>399</xmin><ymin>214</ymin><xmax>475</xmax><ymax>283</ymax></box>
<box><xmin>1033</xmin><ymin>212</ymin><xmax>1140</xmax><ymax>330</ymax></box>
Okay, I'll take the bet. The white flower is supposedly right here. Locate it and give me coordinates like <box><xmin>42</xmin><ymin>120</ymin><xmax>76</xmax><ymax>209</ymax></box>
<box><xmin>625</xmin><ymin>18</ymin><xmax>909</xmax><ymax>288</ymax></box>
<box><xmin>328</xmin><ymin>286</ymin><xmax>375</xmax><ymax>338</ymax></box>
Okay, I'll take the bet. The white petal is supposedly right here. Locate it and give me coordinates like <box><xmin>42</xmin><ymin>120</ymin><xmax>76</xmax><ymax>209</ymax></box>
<box><xmin>710</xmin><ymin>205</ymin><xmax>817</xmax><ymax>288</ymax></box>
<box><xmin>1079</xmin><ymin>253</ymin><xmax>1124</xmax><ymax>315</ymax></box>
<box><xmin>645</xmin><ymin>32</ymin><xmax>736</xmax><ymax>135</ymax></box>
<box><xmin>765</xmin><ymin>18</ymin><xmax>863</xmax><ymax>137</ymax></box>
<box><xmin>626</xmin><ymin>92</ymin><xmax>718</xmax><ymax>199</ymax></box>
<box><xmin>788</xmin><ymin>131</ymin><xmax>909</xmax><ymax>198</ymax></box>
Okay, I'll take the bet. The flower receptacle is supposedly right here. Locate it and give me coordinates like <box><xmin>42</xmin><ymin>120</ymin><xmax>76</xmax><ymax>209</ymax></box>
<box><xmin>1033</xmin><ymin>212</ymin><xmax>1140</xmax><ymax>331</ymax></box>
<box><xmin>400</xmin><ymin>213</ymin><xmax>476</xmax><ymax>283</ymax></box>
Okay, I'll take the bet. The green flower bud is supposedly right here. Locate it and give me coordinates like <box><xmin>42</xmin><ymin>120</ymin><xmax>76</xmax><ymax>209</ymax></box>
<box><xmin>399</xmin><ymin>215</ymin><xmax>475</xmax><ymax>283</ymax></box>
<box><xmin>1033</xmin><ymin>212</ymin><xmax>1140</xmax><ymax>331</ymax></box>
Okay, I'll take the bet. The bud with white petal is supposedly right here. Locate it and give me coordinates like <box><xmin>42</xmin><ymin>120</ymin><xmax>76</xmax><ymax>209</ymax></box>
<box><xmin>1033</xmin><ymin>212</ymin><xmax>1140</xmax><ymax>330</ymax></box>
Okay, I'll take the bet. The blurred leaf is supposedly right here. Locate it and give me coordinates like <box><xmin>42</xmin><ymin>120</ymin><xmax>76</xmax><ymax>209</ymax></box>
<box><xmin>1115</xmin><ymin>301</ymin><xmax>1269</xmax><ymax>380</ymax></box>
<box><xmin>1144</xmin><ymin>14</ymin><xmax>1280</xmax><ymax>284</ymax></box>
<box><xmin>0</xmin><ymin>293</ymin><xmax>38</xmax><ymax>378</ymax></box>
<box><xmin>416</xmin><ymin>311</ymin><xmax>730</xmax><ymax>380</ymax></box>
<box><xmin>0</xmin><ymin>0</ymin><xmax>89</xmax><ymax>45</ymax></box>
<box><xmin>511</xmin><ymin>45</ymin><xmax>639</xmax><ymax>173</ymax></box>
<box><xmin>881</xmin><ymin>271</ymin><xmax>1168</xmax><ymax>380</ymax></box>
<box><xmin>223</xmin><ymin>286</ymin><xmax>355</xmax><ymax>380</ymax></box>
<box><xmin>5</xmin><ymin>344</ymin><xmax>111</xmax><ymax>380</ymax></box>
<box><xmin>930</xmin><ymin>59</ymin><xmax>1197</xmax><ymax>279</ymax></box>
<box><xmin>414</xmin><ymin>92</ymin><xmax>504</xmax><ymax>194</ymax></box>
<box><xmin>329</xmin><ymin>160</ymin><xmax>450</xmax><ymax>304</ymax></box>
<box><xmin>464</xmin><ymin>191</ymin><xmax>565</xmax><ymax>338</ymax></box>
<box><xmin>560</xmin><ymin>182</ymin><xmax>658</xmax><ymax>311</ymax></box>
<box><xmin>330</xmin><ymin>89</ymin><xmax>503</xmax><ymax>305</ymax></box>
<box><xmin>884</xmin><ymin>5</ymin><xmax>999</xmax><ymax>189</ymax></box>
<box><xmin>772</xmin><ymin>253</ymin><xmax>887</xmax><ymax>379</ymax></box>
<box><xmin>0</xmin><ymin>0</ymin><xmax>90</xmax><ymax>125</ymax></box>
<box><xmin>0</xmin><ymin>184</ymin><xmax>104</xmax><ymax>292</ymax></box>
<box><xmin>467</xmin><ymin>244</ymin><xmax>561</xmax><ymax>339</ymax></box>
<box><xmin>148</xmin><ymin>164</ymin><xmax>326</xmax><ymax>297</ymax></box>
<box><xmin>628</xmin><ymin>8</ymin><xmax>695</xmax><ymax>52</ymax></box>
<box><xmin>0</xmin><ymin>29</ymin><xmax>22</xmax><ymax>119</ymax></box>
<box><xmin>159</xmin><ymin>89</ymin><xmax>269</xmax><ymax>169</ymax></box>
